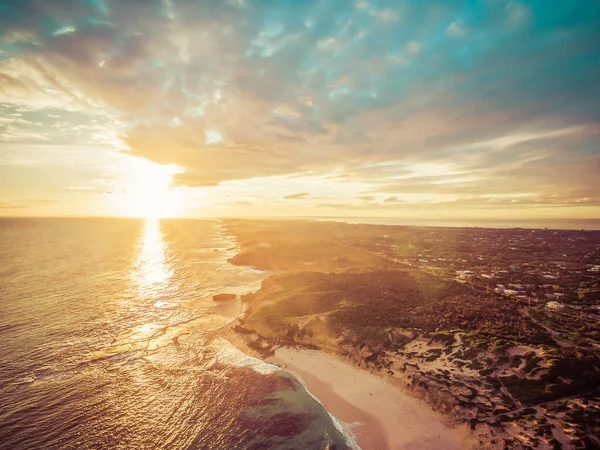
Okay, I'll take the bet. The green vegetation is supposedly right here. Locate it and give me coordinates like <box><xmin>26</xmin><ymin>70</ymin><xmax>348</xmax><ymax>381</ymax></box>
<box><xmin>227</xmin><ymin>219</ymin><xmax>600</xmax><ymax>447</ymax></box>
<box><xmin>242</xmin><ymin>270</ymin><xmax>555</xmax><ymax>348</ymax></box>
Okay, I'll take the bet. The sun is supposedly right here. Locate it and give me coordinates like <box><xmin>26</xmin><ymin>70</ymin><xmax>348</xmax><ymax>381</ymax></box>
<box><xmin>113</xmin><ymin>158</ymin><xmax>187</xmax><ymax>219</ymax></box>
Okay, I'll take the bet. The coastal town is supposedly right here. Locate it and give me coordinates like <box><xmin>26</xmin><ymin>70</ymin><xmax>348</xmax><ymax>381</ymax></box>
<box><xmin>316</xmin><ymin>224</ymin><xmax>600</xmax><ymax>341</ymax></box>
<box><xmin>381</xmin><ymin>227</ymin><xmax>600</xmax><ymax>335</ymax></box>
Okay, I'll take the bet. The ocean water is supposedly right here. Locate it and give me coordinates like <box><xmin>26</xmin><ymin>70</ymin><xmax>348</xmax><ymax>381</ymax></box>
<box><xmin>0</xmin><ymin>218</ymin><xmax>350</xmax><ymax>450</ymax></box>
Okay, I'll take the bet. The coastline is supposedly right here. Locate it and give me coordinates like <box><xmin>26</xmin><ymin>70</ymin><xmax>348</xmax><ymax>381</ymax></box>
<box><xmin>216</xmin><ymin>220</ymin><xmax>477</xmax><ymax>449</ymax></box>
<box><xmin>268</xmin><ymin>347</ymin><xmax>475</xmax><ymax>450</ymax></box>
<box><xmin>215</xmin><ymin>219</ymin><xmax>600</xmax><ymax>449</ymax></box>
<box><xmin>217</xmin><ymin>319</ymin><xmax>476</xmax><ymax>450</ymax></box>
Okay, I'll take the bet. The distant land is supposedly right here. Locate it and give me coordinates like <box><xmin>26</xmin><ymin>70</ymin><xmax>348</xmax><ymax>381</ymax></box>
<box><xmin>310</xmin><ymin>217</ymin><xmax>600</xmax><ymax>231</ymax></box>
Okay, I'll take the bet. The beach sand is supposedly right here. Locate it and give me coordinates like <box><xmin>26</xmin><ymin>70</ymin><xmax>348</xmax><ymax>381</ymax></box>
<box><xmin>267</xmin><ymin>347</ymin><xmax>475</xmax><ymax>450</ymax></box>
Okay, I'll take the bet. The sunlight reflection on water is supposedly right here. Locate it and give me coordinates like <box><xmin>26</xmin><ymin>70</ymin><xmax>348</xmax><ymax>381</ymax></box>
<box><xmin>134</xmin><ymin>219</ymin><xmax>174</xmax><ymax>298</ymax></box>
<box><xmin>0</xmin><ymin>219</ymin><xmax>352</xmax><ymax>449</ymax></box>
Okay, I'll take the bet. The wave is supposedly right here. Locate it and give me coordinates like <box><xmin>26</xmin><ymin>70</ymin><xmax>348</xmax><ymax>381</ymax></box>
<box><xmin>213</xmin><ymin>338</ymin><xmax>361</xmax><ymax>449</ymax></box>
<box><xmin>280</xmin><ymin>366</ymin><xmax>362</xmax><ymax>450</ymax></box>
<box><xmin>210</xmin><ymin>338</ymin><xmax>280</xmax><ymax>375</ymax></box>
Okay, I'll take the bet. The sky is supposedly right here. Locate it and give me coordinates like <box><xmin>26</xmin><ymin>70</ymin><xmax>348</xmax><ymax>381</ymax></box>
<box><xmin>0</xmin><ymin>0</ymin><xmax>599</xmax><ymax>219</ymax></box>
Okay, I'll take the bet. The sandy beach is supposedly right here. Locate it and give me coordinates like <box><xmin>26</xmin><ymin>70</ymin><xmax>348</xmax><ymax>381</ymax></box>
<box><xmin>267</xmin><ymin>347</ymin><xmax>475</xmax><ymax>450</ymax></box>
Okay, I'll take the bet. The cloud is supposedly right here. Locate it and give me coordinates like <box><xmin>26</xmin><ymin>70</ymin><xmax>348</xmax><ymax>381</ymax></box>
<box><xmin>283</xmin><ymin>192</ymin><xmax>309</xmax><ymax>200</ymax></box>
<box><xmin>369</xmin><ymin>8</ymin><xmax>400</xmax><ymax>23</ymax></box>
<box><xmin>357</xmin><ymin>195</ymin><xmax>375</xmax><ymax>202</ymax></box>
<box><xmin>506</xmin><ymin>1</ymin><xmax>531</xmax><ymax>26</ymax></box>
<box><xmin>446</xmin><ymin>21</ymin><xmax>466</xmax><ymax>37</ymax></box>
<box><xmin>0</xmin><ymin>198</ymin><xmax>60</xmax><ymax>209</ymax></box>
<box><xmin>0</xmin><ymin>0</ymin><xmax>598</xmax><ymax>215</ymax></box>
<box><xmin>404</xmin><ymin>41</ymin><xmax>421</xmax><ymax>55</ymax></box>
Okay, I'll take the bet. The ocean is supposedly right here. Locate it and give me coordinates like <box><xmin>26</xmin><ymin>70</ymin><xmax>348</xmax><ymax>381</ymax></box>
<box><xmin>0</xmin><ymin>218</ymin><xmax>351</xmax><ymax>450</ymax></box>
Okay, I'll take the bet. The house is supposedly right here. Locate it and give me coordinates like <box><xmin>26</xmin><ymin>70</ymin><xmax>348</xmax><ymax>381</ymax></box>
<box><xmin>456</xmin><ymin>270</ymin><xmax>475</xmax><ymax>282</ymax></box>
<box><xmin>456</xmin><ymin>270</ymin><xmax>474</xmax><ymax>276</ymax></box>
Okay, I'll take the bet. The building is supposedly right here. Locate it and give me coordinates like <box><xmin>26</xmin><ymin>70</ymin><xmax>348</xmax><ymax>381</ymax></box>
<box><xmin>456</xmin><ymin>270</ymin><xmax>474</xmax><ymax>277</ymax></box>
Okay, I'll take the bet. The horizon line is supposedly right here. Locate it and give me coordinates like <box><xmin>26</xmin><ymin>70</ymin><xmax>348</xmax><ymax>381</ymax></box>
<box><xmin>1</xmin><ymin>215</ymin><xmax>600</xmax><ymax>231</ymax></box>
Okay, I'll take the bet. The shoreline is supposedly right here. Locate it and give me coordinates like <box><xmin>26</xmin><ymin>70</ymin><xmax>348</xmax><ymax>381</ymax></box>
<box><xmin>217</xmin><ymin>320</ymin><xmax>476</xmax><ymax>450</ymax></box>
<box><xmin>217</xmin><ymin>219</ymin><xmax>600</xmax><ymax>449</ymax></box>
<box><xmin>217</xmin><ymin>222</ymin><xmax>475</xmax><ymax>449</ymax></box>
<box><xmin>268</xmin><ymin>346</ymin><xmax>474</xmax><ymax>450</ymax></box>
